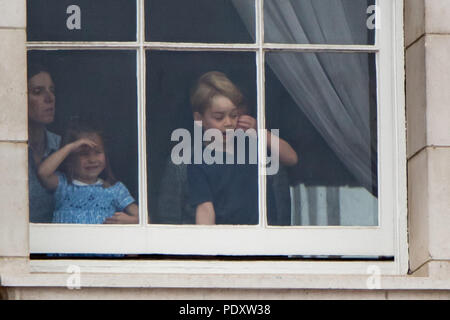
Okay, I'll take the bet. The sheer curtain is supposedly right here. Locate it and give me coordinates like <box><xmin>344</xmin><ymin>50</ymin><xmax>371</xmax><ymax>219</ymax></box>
<box><xmin>232</xmin><ymin>0</ymin><xmax>377</xmax><ymax>194</ymax></box>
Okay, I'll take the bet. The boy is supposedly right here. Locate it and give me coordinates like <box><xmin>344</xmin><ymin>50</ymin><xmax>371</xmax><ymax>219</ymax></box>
<box><xmin>188</xmin><ymin>71</ymin><xmax>298</xmax><ymax>225</ymax></box>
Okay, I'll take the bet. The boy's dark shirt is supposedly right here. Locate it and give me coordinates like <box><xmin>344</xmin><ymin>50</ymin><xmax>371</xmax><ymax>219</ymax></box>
<box><xmin>187</xmin><ymin>138</ymin><xmax>277</xmax><ymax>225</ymax></box>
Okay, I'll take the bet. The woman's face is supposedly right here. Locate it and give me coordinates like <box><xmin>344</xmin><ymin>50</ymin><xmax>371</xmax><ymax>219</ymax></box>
<box><xmin>28</xmin><ymin>72</ymin><xmax>55</xmax><ymax>125</ymax></box>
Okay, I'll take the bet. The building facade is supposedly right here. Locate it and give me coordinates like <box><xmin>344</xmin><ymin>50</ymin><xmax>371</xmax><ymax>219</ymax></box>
<box><xmin>0</xmin><ymin>0</ymin><xmax>449</xmax><ymax>299</ymax></box>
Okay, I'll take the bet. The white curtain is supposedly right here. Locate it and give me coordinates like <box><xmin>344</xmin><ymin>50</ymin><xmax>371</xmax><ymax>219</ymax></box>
<box><xmin>232</xmin><ymin>0</ymin><xmax>377</xmax><ymax>193</ymax></box>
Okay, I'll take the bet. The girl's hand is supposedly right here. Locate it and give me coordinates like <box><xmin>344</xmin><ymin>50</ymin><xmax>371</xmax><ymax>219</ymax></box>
<box><xmin>38</xmin><ymin>138</ymin><xmax>97</xmax><ymax>191</ymax></box>
<box><xmin>104</xmin><ymin>212</ymin><xmax>139</xmax><ymax>224</ymax></box>
<box><xmin>237</xmin><ymin>115</ymin><xmax>257</xmax><ymax>131</ymax></box>
<box><xmin>69</xmin><ymin>138</ymin><xmax>98</xmax><ymax>152</ymax></box>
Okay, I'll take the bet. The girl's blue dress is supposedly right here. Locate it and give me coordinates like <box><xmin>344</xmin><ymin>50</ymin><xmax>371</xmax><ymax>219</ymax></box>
<box><xmin>52</xmin><ymin>174</ymin><xmax>135</xmax><ymax>224</ymax></box>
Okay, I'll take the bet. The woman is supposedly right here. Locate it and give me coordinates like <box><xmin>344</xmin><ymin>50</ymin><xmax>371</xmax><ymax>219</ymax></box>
<box><xmin>28</xmin><ymin>64</ymin><xmax>61</xmax><ymax>223</ymax></box>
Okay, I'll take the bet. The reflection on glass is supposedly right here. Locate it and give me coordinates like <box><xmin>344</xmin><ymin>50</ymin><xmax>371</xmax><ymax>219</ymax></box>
<box><xmin>145</xmin><ymin>0</ymin><xmax>255</xmax><ymax>43</ymax></box>
<box><xmin>27</xmin><ymin>0</ymin><xmax>136</xmax><ymax>41</ymax></box>
<box><xmin>146</xmin><ymin>51</ymin><xmax>259</xmax><ymax>225</ymax></box>
<box><xmin>265</xmin><ymin>52</ymin><xmax>378</xmax><ymax>226</ymax></box>
<box><xmin>262</xmin><ymin>0</ymin><xmax>376</xmax><ymax>45</ymax></box>
<box><xmin>27</xmin><ymin>51</ymin><xmax>139</xmax><ymax>225</ymax></box>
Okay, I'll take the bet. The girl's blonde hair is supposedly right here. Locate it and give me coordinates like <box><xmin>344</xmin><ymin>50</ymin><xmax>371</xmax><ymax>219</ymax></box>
<box><xmin>190</xmin><ymin>71</ymin><xmax>248</xmax><ymax>115</ymax></box>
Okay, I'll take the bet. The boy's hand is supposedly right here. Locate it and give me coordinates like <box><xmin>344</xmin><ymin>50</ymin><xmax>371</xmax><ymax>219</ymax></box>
<box><xmin>237</xmin><ymin>115</ymin><xmax>257</xmax><ymax>131</ymax></box>
<box><xmin>196</xmin><ymin>202</ymin><xmax>215</xmax><ymax>225</ymax></box>
<box><xmin>104</xmin><ymin>212</ymin><xmax>139</xmax><ymax>224</ymax></box>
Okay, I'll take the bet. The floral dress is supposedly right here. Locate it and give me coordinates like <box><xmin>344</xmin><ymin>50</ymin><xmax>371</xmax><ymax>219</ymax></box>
<box><xmin>52</xmin><ymin>174</ymin><xmax>135</xmax><ymax>224</ymax></box>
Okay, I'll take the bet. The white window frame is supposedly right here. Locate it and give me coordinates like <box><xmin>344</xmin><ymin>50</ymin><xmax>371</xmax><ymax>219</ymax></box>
<box><xmin>28</xmin><ymin>0</ymin><xmax>407</xmax><ymax>275</ymax></box>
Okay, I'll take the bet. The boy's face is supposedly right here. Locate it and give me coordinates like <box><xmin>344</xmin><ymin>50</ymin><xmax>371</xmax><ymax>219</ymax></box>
<box><xmin>194</xmin><ymin>95</ymin><xmax>240</xmax><ymax>140</ymax></box>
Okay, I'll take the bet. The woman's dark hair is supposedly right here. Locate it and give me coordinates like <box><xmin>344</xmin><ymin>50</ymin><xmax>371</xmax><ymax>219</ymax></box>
<box><xmin>27</xmin><ymin>62</ymin><xmax>52</xmax><ymax>80</ymax></box>
<box><xmin>60</xmin><ymin>120</ymin><xmax>116</xmax><ymax>187</ymax></box>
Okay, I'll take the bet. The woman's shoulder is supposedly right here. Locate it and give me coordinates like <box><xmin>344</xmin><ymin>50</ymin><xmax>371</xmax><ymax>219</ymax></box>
<box><xmin>46</xmin><ymin>130</ymin><xmax>62</xmax><ymax>149</ymax></box>
<box><xmin>56</xmin><ymin>172</ymin><xmax>68</xmax><ymax>183</ymax></box>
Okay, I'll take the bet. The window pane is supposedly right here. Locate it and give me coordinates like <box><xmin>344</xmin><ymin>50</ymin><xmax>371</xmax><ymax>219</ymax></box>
<box><xmin>27</xmin><ymin>51</ymin><xmax>139</xmax><ymax>225</ymax></box>
<box><xmin>265</xmin><ymin>52</ymin><xmax>378</xmax><ymax>226</ymax></box>
<box><xmin>263</xmin><ymin>0</ymin><xmax>376</xmax><ymax>45</ymax></box>
<box><xmin>146</xmin><ymin>51</ymin><xmax>259</xmax><ymax>225</ymax></box>
<box><xmin>145</xmin><ymin>0</ymin><xmax>255</xmax><ymax>43</ymax></box>
<box><xmin>27</xmin><ymin>0</ymin><xmax>136</xmax><ymax>41</ymax></box>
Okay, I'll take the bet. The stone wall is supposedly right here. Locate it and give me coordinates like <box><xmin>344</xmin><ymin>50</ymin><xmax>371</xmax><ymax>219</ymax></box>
<box><xmin>0</xmin><ymin>0</ymin><xmax>29</xmax><ymax>258</ymax></box>
<box><xmin>405</xmin><ymin>0</ymin><xmax>450</xmax><ymax>275</ymax></box>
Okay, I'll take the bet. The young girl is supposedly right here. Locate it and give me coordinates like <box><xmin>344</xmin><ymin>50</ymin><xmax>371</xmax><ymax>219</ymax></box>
<box><xmin>38</xmin><ymin>123</ymin><xmax>139</xmax><ymax>224</ymax></box>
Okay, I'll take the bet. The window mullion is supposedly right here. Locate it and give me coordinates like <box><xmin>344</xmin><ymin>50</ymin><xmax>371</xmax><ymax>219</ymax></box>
<box><xmin>137</xmin><ymin>0</ymin><xmax>144</xmax><ymax>43</ymax></box>
<box><xmin>137</xmin><ymin>0</ymin><xmax>148</xmax><ymax>226</ymax></box>
<box><xmin>256</xmin><ymin>0</ymin><xmax>267</xmax><ymax>228</ymax></box>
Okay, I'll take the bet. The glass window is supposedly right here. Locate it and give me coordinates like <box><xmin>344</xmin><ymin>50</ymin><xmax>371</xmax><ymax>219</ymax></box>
<box><xmin>27</xmin><ymin>50</ymin><xmax>139</xmax><ymax>225</ymax></box>
<box><xmin>27</xmin><ymin>0</ymin><xmax>404</xmax><ymax>260</ymax></box>
<box><xmin>145</xmin><ymin>0</ymin><xmax>255</xmax><ymax>43</ymax></box>
<box><xmin>27</xmin><ymin>0</ymin><xmax>137</xmax><ymax>41</ymax></box>
<box><xmin>263</xmin><ymin>0</ymin><xmax>376</xmax><ymax>44</ymax></box>
<box><xmin>265</xmin><ymin>52</ymin><xmax>378</xmax><ymax>226</ymax></box>
<box><xmin>146</xmin><ymin>51</ymin><xmax>257</xmax><ymax>225</ymax></box>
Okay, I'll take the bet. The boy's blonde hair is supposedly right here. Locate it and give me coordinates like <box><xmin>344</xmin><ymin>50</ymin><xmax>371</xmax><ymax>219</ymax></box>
<box><xmin>190</xmin><ymin>71</ymin><xmax>248</xmax><ymax>114</ymax></box>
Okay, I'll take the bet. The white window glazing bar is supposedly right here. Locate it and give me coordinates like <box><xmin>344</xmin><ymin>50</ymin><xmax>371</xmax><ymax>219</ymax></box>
<box><xmin>142</xmin><ymin>43</ymin><xmax>259</xmax><ymax>51</ymax></box>
<box><xmin>26</xmin><ymin>42</ymin><xmax>140</xmax><ymax>49</ymax></box>
<box><xmin>137</xmin><ymin>0</ymin><xmax>149</xmax><ymax>226</ymax></box>
<box><xmin>256</xmin><ymin>0</ymin><xmax>267</xmax><ymax>228</ymax></box>
<box><xmin>263</xmin><ymin>44</ymin><xmax>379</xmax><ymax>53</ymax></box>
<box><xmin>27</xmin><ymin>42</ymin><xmax>379</xmax><ymax>53</ymax></box>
